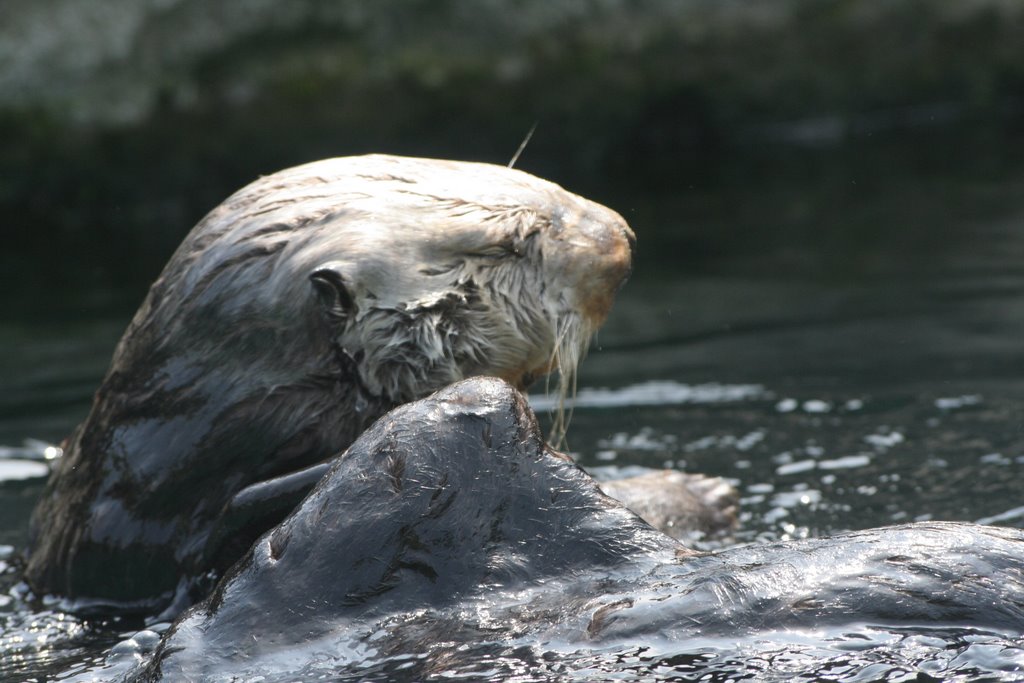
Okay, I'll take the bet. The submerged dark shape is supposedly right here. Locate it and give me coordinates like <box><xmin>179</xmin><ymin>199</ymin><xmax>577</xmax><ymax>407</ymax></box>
<box><xmin>135</xmin><ymin>378</ymin><xmax>1024</xmax><ymax>682</ymax></box>
<box><xmin>599</xmin><ymin>469</ymin><xmax>738</xmax><ymax>540</ymax></box>
<box><xmin>23</xmin><ymin>154</ymin><xmax>635</xmax><ymax>615</ymax></box>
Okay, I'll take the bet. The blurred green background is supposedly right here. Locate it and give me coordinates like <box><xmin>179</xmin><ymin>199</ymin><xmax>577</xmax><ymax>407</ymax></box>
<box><xmin>2</xmin><ymin>0</ymin><xmax>1023</xmax><ymax>316</ymax></box>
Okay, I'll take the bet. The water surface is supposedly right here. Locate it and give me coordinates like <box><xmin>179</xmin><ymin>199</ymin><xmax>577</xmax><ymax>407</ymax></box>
<box><xmin>3</xmin><ymin>139</ymin><xmax>1024</xmax><ymax>680</ymax></box>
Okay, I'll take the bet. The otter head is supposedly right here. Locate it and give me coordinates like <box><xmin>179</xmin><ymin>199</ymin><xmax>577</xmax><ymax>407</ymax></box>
<box><xmin>25</xmin><ymin>154</ymin><xmax>634</xmax><ymax>615</ymax></box>
<box><xmin>296</xmin><ymin>155</ymin><xmax>634</xmax><ymax>404</ymax></box>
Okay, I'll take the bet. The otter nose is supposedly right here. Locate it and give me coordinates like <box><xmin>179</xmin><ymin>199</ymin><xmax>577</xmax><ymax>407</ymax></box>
<box><xmin>623</xmin><ymin>223</ymin><xmax>637</xmax><ymax>261</ymax></box>
<box><xmin>613</xmin><ymin>220</ymin><xmax>636</xmax><ymax>284</ymax></box>
<box><xmin>589</xmin><ymin>206</ymin><xmax>634</xmax><ymax>280</ymax></box>
<box><xmin>555</xmin><ymin>203</ymin><xmax>635</xmax><ymax>325</ymax></box>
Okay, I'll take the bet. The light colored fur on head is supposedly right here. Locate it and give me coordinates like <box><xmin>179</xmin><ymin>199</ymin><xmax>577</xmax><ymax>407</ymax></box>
<box><xmin>153</xmin><ymin>154</ymin><xmax>630</xmax><ymax>440</ymax></box>
<box><xmin>333</xmin><ymin>202</ymin><xmax>596</xmax><ymax>417</ymax></box>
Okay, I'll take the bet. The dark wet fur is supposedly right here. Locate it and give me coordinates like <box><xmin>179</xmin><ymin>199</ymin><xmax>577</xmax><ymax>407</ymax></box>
<box><xmin>136</xmin><ymin>378</ymin><xmax>1024</xmax><ymax>682</ymax></box>
<box><xmin>24</xmin><ymin>323</ymin><xmax>384</xmax><ymax>612</ymax></box>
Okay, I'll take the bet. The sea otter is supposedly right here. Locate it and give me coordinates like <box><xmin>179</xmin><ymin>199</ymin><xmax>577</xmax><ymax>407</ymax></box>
<box><xmin>127</xmin><ymin>378</ymin><xmax>1024</xmax><ymax>682</ymax></box>
<box><xmin>23</xmin><ymin>154</ymin><xmax>634</xmax><ymax>614</ymax></box>
<box><xmin>23</xmin><ymin>155</ymin><xmax>730</xmax><ymax>617</ymax></box>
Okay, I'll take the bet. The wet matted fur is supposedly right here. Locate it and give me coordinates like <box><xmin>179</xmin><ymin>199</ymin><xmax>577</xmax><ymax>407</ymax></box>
<box><xmin>24</xmin><ymin>154</ymin><xmax>634</xmax><ymax>615</ymax></box>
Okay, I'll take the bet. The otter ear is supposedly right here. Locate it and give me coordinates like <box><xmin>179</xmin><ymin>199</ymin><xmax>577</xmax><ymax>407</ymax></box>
<box><xmin>310</xmin><ymin>264</ymin><xmax>356</xmax><ymax>318</ymax></box>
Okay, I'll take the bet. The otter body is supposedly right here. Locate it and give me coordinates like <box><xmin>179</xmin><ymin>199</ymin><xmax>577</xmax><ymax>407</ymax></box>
<box><xmin>133</xmin><ymin>378</ymin><xmax>1024</xmax><ymax>682</ymax></box>
<box><xmin>25</xmin><ymin>155</ymin><xmax>635</xmax><ymax>615</ymax></box>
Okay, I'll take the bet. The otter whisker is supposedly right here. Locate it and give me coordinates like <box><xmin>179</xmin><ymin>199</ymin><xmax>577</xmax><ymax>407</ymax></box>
<box><xmin>507</xmin><ymin>122</ymin><xmax>538</xmax><ymax>169</ymax></box>
<box><xmin>545</xmin><ymin>311</ymin><xmax>591</xmax><ymax>449</ymax></box>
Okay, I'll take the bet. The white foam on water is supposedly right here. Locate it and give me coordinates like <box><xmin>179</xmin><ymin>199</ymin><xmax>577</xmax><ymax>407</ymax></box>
<box><xmin>0</xmin><ymin>459</ymin><xmax>50</xmax><ymax>481</ymax></box>
<box><xmin>976</xmin><ymin>505</ymin><xmax>1024</xmax><ymax>526</ymax></box>
<box><xmin>529</xmin><ymin>380</ymin><xmax>769</xmax><ymax>411</ymax></box>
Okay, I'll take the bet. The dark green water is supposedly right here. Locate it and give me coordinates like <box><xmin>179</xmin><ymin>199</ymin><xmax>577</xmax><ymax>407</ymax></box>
<box><xmin>3</xmin><ymin>133</ymin><xmax>1024</xmax><ymax>680</ymax></box>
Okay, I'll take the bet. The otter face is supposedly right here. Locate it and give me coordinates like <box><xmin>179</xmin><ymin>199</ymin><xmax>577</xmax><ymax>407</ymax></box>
<box><xmin>292</xmin><ymin>155</ymin><xmax>636</xmax><ymax>404</ymax></box>
<box><xmin>24</xmin><ymin>154</ymin><xmax>634</xmax><ymax>614</ymax></box>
